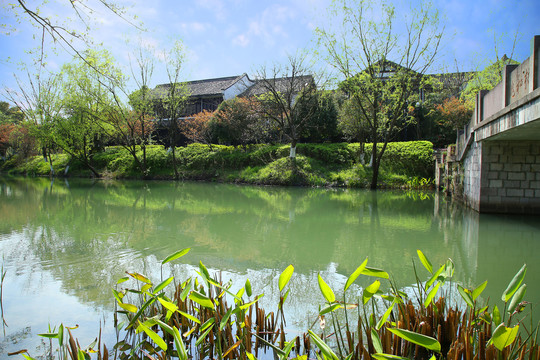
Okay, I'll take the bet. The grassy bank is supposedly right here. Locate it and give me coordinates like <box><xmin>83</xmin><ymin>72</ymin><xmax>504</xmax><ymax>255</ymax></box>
<box><xmin>0</xmin><ymin>141</ymin><xmax>434</xmax><ymax>188</ymax></box>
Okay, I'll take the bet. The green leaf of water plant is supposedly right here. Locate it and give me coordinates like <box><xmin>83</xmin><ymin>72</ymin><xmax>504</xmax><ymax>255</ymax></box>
<box><xmin>189</xmin><ymin>291</ymin><xmax>215</xmax><ymax>309</ymax></box>
<box><xmin>417</xmin><ymin>250</ymin><xmax>433</xmax><ymax>274</ymax></box>
<box><xmin>58</xmin><ymin>324</ymin><xmax>63</xmax><ymax>347</ymax></box>
<box><xmin>457</xmin><ymin>285</ymin><xmax>474</xmax><ymax>308</ymax></box>
<box><xmin>472</xmin><ymin>280</ymin><xmax>488</xmax><ymax>300</ymax></box>
<box><xmin>502</xmin><ymin>264</ymin><xmax>526</xmax><ymax>302</ymax></box>
<box><xmin>111</xmin><ymin>289</ymin><xmax>124</xmax><ymax>303</ymax></box>
<box><xmin>489</xmin><ymin>323</ymin><xmax>519</xmax><ymax>351</ymax></box>
<box><xmin>178</xmin><ymin>310</ymin><xmax>201</xmax><ymax>324</ymax></box>
<box><xmin>425</xmin><ymin>264</ymin><xmax>445</xmax><ymax>289</ymax></box>
<box><xmin>308</xmin><ymin>330</ymin><xmax>339</xmax><ymax>360</ymax></box>
<box><xmin>200</xmin><ymin>317</ymin><xmax>215</xmax><ymax>332</ymax></box>
<box><xmin>246</xmin><ymin>352</ymin><xmax>258</xmax><ymax>360</ymax></box>
<box><xmin>386</xmin><ymin>328</ymin><xmax>441</xmax><ymax>352</ymax></box>
<box><xmin>376</xmin><ymin>301</ymin><xmax>395</xmax><ymax>330</ymax></box>
<box><xmin>371</xmin><ymin>328</ymin><xmax>383</xmax><ymax>353</ymax></box>
<box><xmin>424</xmin><ymin>282</ymin><xmax>441</xmax><ymax>308</ymax></box>
<box><xmin>126</xmin><ymin>272</ymin><xmax>151</xmax><ymax>284</ymax></box>
<box><xmin>240</xmin><ymin>295</ymin><xmax>263</xmax><ymax>310</ymax></box>
<box><xmin>38</xmin><ymin>332</ymin><xmax>58</xmax><ymax>339</ymax></box>
<box><xmin>158</xmin><ymin>297</ymin><xmax>179</xmax><ymax>313</ymax></box>
<box><xmin>279</xmin><ymin>265</ymin><xmax>294</xmax><ymax>292</ymax></box>
<box><xmin>162</xmin><ymin>248</ymin><xmax>190</xmax><ymax>264</ymax></box>
<box><xmin>507</xmin><ymin>284</ymin><xmax>526</xmax><ymax>314</ymax></box>
<box><xmin>153</xmin><ymin>277</ymin><xmax>174</xmax><ymax>294</ymax></box>
<box><xmin>138</xmin><ymin>322</ymin><xmax>167</xmax><ymax>351</ymax></box>
<box><xmin>344</xmin><ymin>258</ymin><xmax>368</xmax><ymax>291</ymax></box>
<box><xmin>128</xmin><ymin>297</ymin><xmax>157</xmax><ymax>329</ymax></box>
<box><xmin>361</xmin><ymin>267</ymin><xmax>389</xmax><ymax>279</ymax></box>
<box><xmin>199</xmin><ymin>261</ymin><xmax>210</xmax><ymax>287</ymax></box>
<box><xmin>220</xmin><ymin>306</ymin><xmax>234</xmax><ymax>330</ymax></box>
<box><xmin>363</xmin><ymin>280</ymin><xmax>380</xmax><ymax>305</ymax></box>
<box><xmin>320</xmin><ymin>303</ymin><xmax>341</xmax><ymax>315</ymax></box>
<box><xmin>280</xmin><ymin>337</ymin><xmax>297</xmax><ymax>360</ymax></box>
<box><xmin>493</xmin><ymin>305</ymin><xmax>501</xmax><ymax>326</ymax></box>
<box><xmin>372</xmin><ymin>354</ymin><xmax>410</xmax><ymax>360</ymax></box>
<box><xmin>141</xmin><ymin>284</ymin><xmax>152</xmax><ymax>293</ymax></box>
<box><xmin>180</xmin><ymin>278</ymin><xmax>192</xmax><ymax>301</ymax></box>
<box><xmin>173</xmin><ymin>326</ymin><xmax>188</xmax><ymax>360</ymax></box>
<box><xmin>118</xmin><ymin>302</ymin><xmax>138</xmax><ymax>313</ymax></box>
<box><xmin>116</xmin><ymin>276</ymin><xmax>129</xmax><ymax>284</ymax></box>
<box><xmin>196</xmin><ymin>326</ymin><xmax>214</xmax><ymax>347</ymax></box>
<box><xmin>318</xmin><ymin>274</ymin><xmax>336</xmax><ymax>303</ymax></box>
<box><xmin>442</xmin><ymin>259</ymin><xmax>455</xmax><ymax>279</ymax></box>
<box><xmin>245</xmin><ymin>278</ymin><xmax>252</xmax><ymax>297</ymax></box>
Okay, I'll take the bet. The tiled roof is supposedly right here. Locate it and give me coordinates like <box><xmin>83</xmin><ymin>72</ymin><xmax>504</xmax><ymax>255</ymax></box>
<box><xmin>152</xmin><ymin>75</ymin><xmax>246</xmax><ymax>98</ymax></box>
<box><xmin>240</xmin><ymin>75</ymin><xmax>314</xmax><ymax>97</ymax></box>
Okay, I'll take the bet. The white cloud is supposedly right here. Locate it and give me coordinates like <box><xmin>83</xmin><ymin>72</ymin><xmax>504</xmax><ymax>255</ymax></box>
<box><xmin>196</xmin><ymin>0</ymin><xmax>228</xmax><ymax>20</ymax></box>
<box><xmin>234</xmin><ymin>5</ymin><xmax>297</xmax><ymax>48</ymax></box>
<box><xmin>232</xmin><ymin>34</ymin><xmax>250</xmax><ymax>47</ymax></box>
<box><xmin>178</xmin><ymin>22</ymin><xmax>210</xmax><ymax>33</ymax></box>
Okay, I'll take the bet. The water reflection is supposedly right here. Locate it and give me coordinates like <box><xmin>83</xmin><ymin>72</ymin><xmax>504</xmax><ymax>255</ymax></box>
<box><xmin>0</xmin><ymin>177</ymin><xmax>539</xmax><ymax>356</ymax></box>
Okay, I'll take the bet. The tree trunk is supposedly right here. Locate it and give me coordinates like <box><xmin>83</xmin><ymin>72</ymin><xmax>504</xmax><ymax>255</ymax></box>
<box><xmin>171</xmin><ymin>146</ymin><xmax>179</xmax><ymax>180</ymax></box>
<box><xmin>370</xmin><ymin>131</ymin><xmax>378</xmax><ymax>189</ymax></box>
<box><xmin>289</xmin><ymin>140</ymin><xmax>297</xmax><ymax>159</ymax></box>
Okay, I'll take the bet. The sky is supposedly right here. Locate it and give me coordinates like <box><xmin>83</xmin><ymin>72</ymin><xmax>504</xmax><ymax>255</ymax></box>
<box><xmin>0</xmin><ymin>0</ymin><xmax>539</xmax><ymax>96</ymax></box>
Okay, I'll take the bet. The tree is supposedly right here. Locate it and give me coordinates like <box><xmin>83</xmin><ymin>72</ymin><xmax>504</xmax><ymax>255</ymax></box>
<box><xmin>180</xmin><ymin>110</ymin><xmax>215</xmax><ymax>146</ymax></box>
<box><xmin>254</xmin><ymin>54</ymin><xmax>318</xmax><ymax>158</ymax></box>
<box><xmin>298</xmin><ymin>90</ymin><xmax>339</xmax><ymax>143</ymax></box>
<box><xmin>316</xmin><ymin>0</ymin><xmax>443</xmax><ymax>189</ymax></box>
<box><xmin>3</xmin><ymin>70</ymin><xmax>64</xmax><ymax>172</ymax></box>
<box><xmin>436</xmin><ymin>96</ymin><xmax>473</xmax><ymax>130</ymax></box>
<box><xmin>4</xmin><ymin>1</ymin><xmax>141</xmax><ymax>70</ymax></box>
<box><xmin>52</xmin><ymin>56</ymin><xmax>116</xmax><ymax>177</ymax></box>
<box><xmin>154</xmin><ymin>42</ymin><xmax>190</xmax><ymax>179</ymax></box>
<box><xmin>213</xmin><ymin>97</ymin><xmax>268</xmax><ymax>147</ymax></box>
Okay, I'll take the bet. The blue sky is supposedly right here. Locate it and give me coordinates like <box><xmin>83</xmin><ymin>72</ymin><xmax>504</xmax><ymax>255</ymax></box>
<box><xmin>0</xmin><ymin>0</ymin><xmax>539</xmax><ymax>94</ymax></box>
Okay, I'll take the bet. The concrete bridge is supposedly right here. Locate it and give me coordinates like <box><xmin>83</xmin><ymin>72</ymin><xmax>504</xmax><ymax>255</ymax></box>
<box><xmin>450</xmin><ymin>35</ymin><xmax>540</xmax><ymax>214</ymax></box>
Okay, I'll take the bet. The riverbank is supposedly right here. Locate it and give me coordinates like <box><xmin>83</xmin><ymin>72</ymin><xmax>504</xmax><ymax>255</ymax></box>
<box><xmin>0</xmin><ymin>141</ymin><xmax>434</xmax><ymax>188</ymax></box>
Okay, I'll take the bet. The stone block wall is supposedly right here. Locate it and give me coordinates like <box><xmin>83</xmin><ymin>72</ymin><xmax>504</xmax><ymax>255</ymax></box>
<box><xmin>479</xmin><ymin>140</ymin><xmax>540</xmax><ymax>214</ymax></box>
<box><xmin>461</xmin><ymin>142</ymin><xmax>482</xmax><ymax>211</ymax></box>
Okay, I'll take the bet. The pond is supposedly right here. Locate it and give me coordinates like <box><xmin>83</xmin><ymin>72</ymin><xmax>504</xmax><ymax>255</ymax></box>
<box><xmin>0</xmin><ymin>177</ymin><xmax>539</xmax><ymax>358</ymax></box>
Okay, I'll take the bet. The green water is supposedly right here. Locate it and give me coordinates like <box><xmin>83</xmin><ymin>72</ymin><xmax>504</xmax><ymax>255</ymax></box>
<box><xmin>0</xmin><ymin>177</ymin><xmax>539</xmax><ymax>357</ymax></box>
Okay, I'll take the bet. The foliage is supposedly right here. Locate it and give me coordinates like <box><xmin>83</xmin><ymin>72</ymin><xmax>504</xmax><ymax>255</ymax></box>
<box><xmin>18</xmin><ymin>249</ymin><xmax>539</xmax><ymax>360</ymax></box>
<box><xmin>461</xmin><ymin>57</ymin><xmax>519</xmax><ymax>107</ymax></box>
<box><xmin>299</xmin><ymin>90</ymin><xmax>340</xmax><ymax>143</ymax></box>
<box><xmin>2</xmin><ymin>141</ymin><xmax>434</xmax><ymax>187</ymax></box>
<box><xmin>435</xmin><ymin>96</ymin><xmax>473</xmax><ymax>131</ymax></box>
<box><xmin>181</xmin><ymin>110</ymin><xmax>215</xmax><ymax>146</ymax></box>
<box><xmin>316</xmin><ymin>0</ymin><xmax>444</xmax><ymax>189</ymax></box>
<box><xmin>213</xmin><ymin>97</ymin><xmax>272</xmax><ymax>146</ymax></box>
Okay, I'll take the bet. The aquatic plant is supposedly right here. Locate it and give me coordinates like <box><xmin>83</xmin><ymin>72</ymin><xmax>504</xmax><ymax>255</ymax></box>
<box><xmin>14</xmin><ymin>250</ymin><xmax>539</xmax><ymax>359</ymax></box>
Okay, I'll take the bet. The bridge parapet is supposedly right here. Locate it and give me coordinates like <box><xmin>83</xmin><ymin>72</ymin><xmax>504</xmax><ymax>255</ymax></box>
<box><xmin>450</xmin><ymin>35</ymin><xmax>540</xmax><ymax>214</ymax></box>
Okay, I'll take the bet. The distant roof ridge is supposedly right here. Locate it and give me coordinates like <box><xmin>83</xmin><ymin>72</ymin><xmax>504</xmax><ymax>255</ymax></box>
<box><xmin>155</xmin><ymin>75</ymin><xmax>243</xmax><ymax>88</ymax></box>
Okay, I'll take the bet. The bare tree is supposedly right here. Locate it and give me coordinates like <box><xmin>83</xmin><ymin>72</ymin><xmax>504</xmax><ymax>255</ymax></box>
<box><xmin>158</xmin><ymin>42</ymin><xmax>190</xmax><ymax>179</ymax></box>
<box><xmin>253</xmin><ymin>54</ymin><xmax>318</xmax><ymax>159</ymax></box>
<box><xmin>5</xmin><ymin>0</ymin><xmax>142</xmax><ymax>70</ymax></box>
<box><xmin>316</xmin><ymin>0</ymin><xmax>444</xmax><ymax>189</ymax></box>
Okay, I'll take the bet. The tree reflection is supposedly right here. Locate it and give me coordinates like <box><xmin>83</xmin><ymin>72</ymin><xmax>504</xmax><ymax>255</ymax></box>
<box><xmin>0</xmin><ymin>177</ymin><xmax>538</xmax><ymax>335</ymax></box>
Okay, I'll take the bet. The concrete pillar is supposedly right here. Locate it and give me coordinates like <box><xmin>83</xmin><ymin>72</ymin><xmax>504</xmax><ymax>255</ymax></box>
<box><xmin>503</xmin><ymin>64</ymin><xmax>518</xmax><ymax>107</ymax></box>
<box><xmin>531</xmin><ymin>35</ymin><xmax>540</xmax><ymax>92</ymax></box>
<box><xmin>476</xmin><ymin>90</ymin><xmax>489</xmax><ymax>124</ymax></box>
